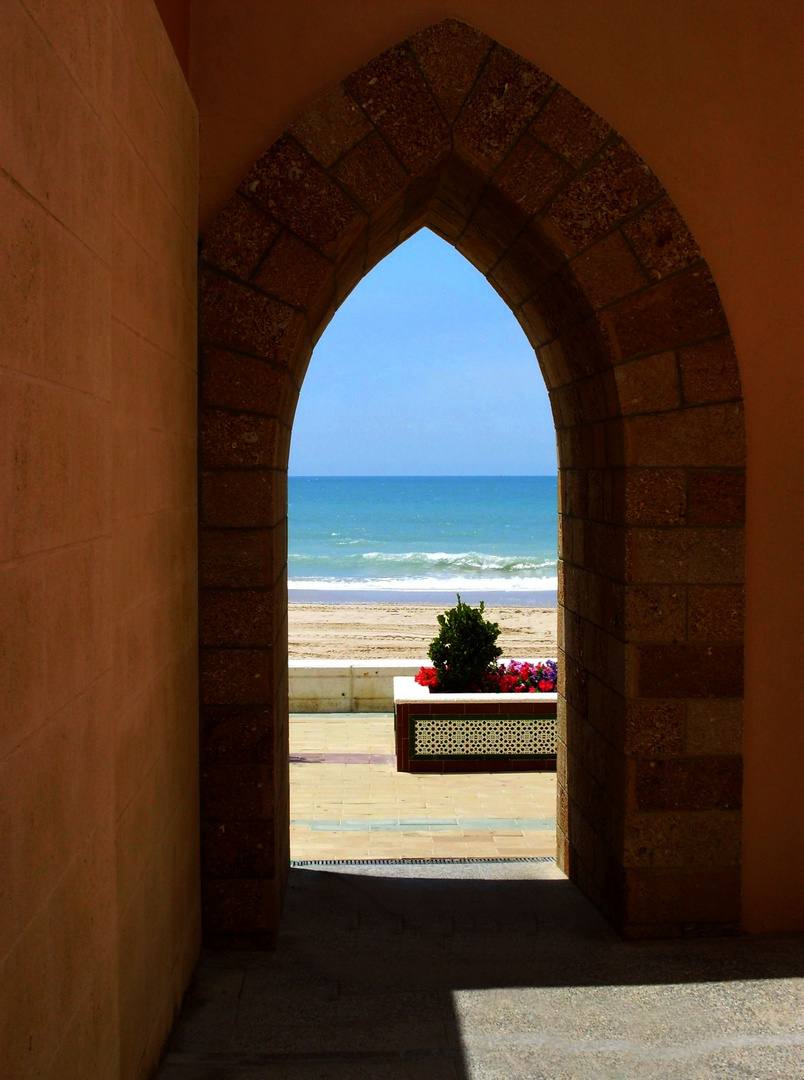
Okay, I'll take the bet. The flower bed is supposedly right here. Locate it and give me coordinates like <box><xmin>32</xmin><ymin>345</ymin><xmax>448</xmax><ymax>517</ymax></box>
<box><xmin>415</xmin><ymin>658</ymin><xmax>558</xmax><ymax>694</ymax></box>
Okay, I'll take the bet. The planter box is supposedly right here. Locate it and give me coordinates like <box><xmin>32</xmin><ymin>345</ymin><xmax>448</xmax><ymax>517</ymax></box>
<box><xmin>393</xmin><ymin>676</ymin><xmax>557</xmax><ymax>774</ymax></box>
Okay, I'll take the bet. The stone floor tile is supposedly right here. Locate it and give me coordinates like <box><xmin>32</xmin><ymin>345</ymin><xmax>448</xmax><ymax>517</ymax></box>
<box><xmin>156</xmin><ymin>862</ymin><xmax>804</xmax><ymax>1080</ymax></box>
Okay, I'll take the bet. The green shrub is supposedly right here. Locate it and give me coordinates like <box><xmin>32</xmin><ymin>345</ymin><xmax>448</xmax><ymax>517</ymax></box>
<box><xmin>427</xmin><ymin>595</ymin><xmax>502</xmax><ymax>692</ymax></box>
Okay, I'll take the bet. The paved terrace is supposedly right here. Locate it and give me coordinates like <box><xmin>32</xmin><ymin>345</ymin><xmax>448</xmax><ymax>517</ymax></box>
<box><xmin>289</xmin><ymin>713</ymin><xmax>556</xmax><ymax>861</ymax></box>
<box><xmin>156</xmin><ymin>714</ymin><xmax>804</xmax><ymax>1079</ymax></box>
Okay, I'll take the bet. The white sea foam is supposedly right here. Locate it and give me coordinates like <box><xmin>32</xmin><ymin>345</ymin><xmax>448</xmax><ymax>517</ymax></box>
<box><xmin>287</xmin><ymin>575</ymin><xmax>558</xmax><ymax>592</ymax></box>
<box><xmin>360</xmin><ymin>550</ymin><xmax>555</xmax><ymax>571</ymax></box>
<box><xmin>289</xmin><ymin>550</ymin><xmax>557</xmax><ymax>573</ymax></box>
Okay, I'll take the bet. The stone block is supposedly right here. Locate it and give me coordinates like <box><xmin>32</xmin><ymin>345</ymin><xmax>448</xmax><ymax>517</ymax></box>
<box><xmin>623</xmin><ymin>196</ymin><xmax>702</xmax><ymax>279</ymax></box>
<box><xmin>554</xmin><ymin>316</ymin><xmax>614</xmax><ymax>380</ymax></box>
<box><xmin>200</xmin><ymin>763</ymin><xmax>274</xmax><ymax>819</ymax></box>
<box><xmin>456</xmin><ymin>217</ymin><xmax>507</xmax><ymax>277</ymax></box>
<box><xmin>626</xmin><ymin>526</ymin><xmax>744</xmax><ymax>584</ymax></box>
<box><xmin>468</xmin><ymin>183</ymin><xmax>528</xmax><ymax>255</ymax></box>
<box><xmin>679</xmin><ymin>335</ymin><xmax>742</xmax><ymax>404</ymax></box>
<box><xmin>529</xmin><ymin>86</ymin><xmax>611</xmax><ymax>167</ymax></box>
<box><xmin>409</xmin><ymin>19</ymin><xmax>492</xmax><ymax>122</ymax></box>
<box><xmin>687</xmin><ymin>585</ymin><xmax>744</xmax><ymax>642</ymax></box>
<box><xmin>589</xmin><ymin>679</ymin><xmax>625</xmax><ymax>745</ymax></box>
<box><xmin>603</xmin><ymin>266</ymin><xmax>729</xmax><ymax>360</ymax></box>
<box><xmin>200</xmin><ymin>704</ymin><xmax>273</xmax><ymax>765</ymax></box>
<box><xmin>623</xmin><ymin>700</ymin><xmax>684</xmax><ymax>756</ymax></box>
<box><xmin>199</xmin><ymin>409</ymin><xmax>282</xmax><ymax>469</ymax></box>
<box><xmin>346</xmin><ymin>44</ymin><xmax>449</xmax><ymax>173</ymax></box>
<box><xmin>199</xmin><ymin>527</ymin><xmax>279</xmax><ymax>589</ymax></box>
<box><xmin>202</xmin><ymin>879</ymin><xmax>279</xmax><ymax>939</ymax></box>
<box><xmin>685</xmin><ymin>699</ymin><xmax>743</xmax><ymax>755</ymax></box>
<box><xmin>200</xmin><ymin>194</ymin><xmax>279</xmax><ymax>279</ymax></box>
<box><xmin>199</xmin><ymin>470</ymin><xmax>284</xmax><ymax>529</ymax></box>
<box><xmin>622</xmin><ymin>809</ymin><xmax>741</xmax><ymax>868</ymax></box>
<box><xmin>636</xmin><ymin>643</ymin><xmax>743</xmax><ymax>697</ymax></box>
<box><xmin>624</xmin><ymin>585</ymin><xmax>686</xmax><ymax>642</ymax></box>
<box><xmin>332</xmin><ymin>131</ymin><xmax>408</xmax><ymax>214</ymax></box>
<box><xmin>201</xmin><ymin>346</ymin><xmax>298</xmax><ymax>418</ymax></box>
<box><xmin>289</xmin><ymin>83</ymin><xmax>371</xmax><ymax>168</ymax></box>
<box><xmin>622</xmin><ymin>469</ymin><xmax>686</xmax><ymax>525</ymax></box>
<box><xmin>569</xmin><ymin>230</ymin><xmax>648</xmax><ymax>310</ymax></box>
<box><xmin>488</xmin><ymin>226</ymin><xmax>555</xmax><ymax>306</ymax></box>
<box><xmin>547</xmin><ymin>140</ymin><xmax>662</xmax><ymax>251</ymax></box>
<box><xmin>518</xmin><ymin>297</ymin><xmax>559</xmax><ymax>356</ymax></box>
<box><xmin>453</xmin><ymin>45</ymin><xmax>553</xmax><ymax>169</ymax></box>
<box><xmin>199</xmin><ymin>588</ymin><xmax>274</xmax><ymax>648</ymax></box>
<box><xmin>491</xmin><ymin>133</ymin><xmax>571</xmax><ymax>219</ymax></box>
<box><xmin>634</xmin><ymin>756</ymin><xmax>742</xmax><ymax>811</ymax></box>
<box><xmin>533</xmin><ymin>271</ymin><xmax>591</xmax><ymax>339</ymax></box>
<box><xmin>252</xmin><ymin>229</ymin><xmax>334</xmax><ymax>316</ymax></box>
<box><xmin>614</xmin><ymin>352</ymin><xmax>681</xmax><ymax>415</ymax></box>
<box><xmin>432</xmin><ymin>151</ymin><xmax>488</xmax><ymax>222</ymax></box>
<box><xmin>623</xmin><ymin>866</ymin><xmax>741</xmax><ymax>926</ymax></box>
<box><xmin>365</xmin><ymin>195</ymin><xmax>407</xmax><ymax>261</ymax></box>
<box><xmin>331</xmin><ymin>237</ymin><xmax>366</xmax><ymax>313</ymax></box>
<box><xmin>240</xmin><ymin>136</ymin><xmax>364</xmax><ymax>257</ymax></box>
<box><xmin>199</xmin><ymin>268</ymin><xmax>304</xmax><ymax>363</ymax></box>
<box><xmin>688</xmin><ymin>470</ymin><xmax>746</xmax><ymax>525</ymax></box>
<box><xmin>199</xmin><ymin>648</ymin><xmax>272</xmax><ymax>705</ymax></box>
<box><xmin>202</xmin><ymin>820</ymin><xmax>275</xmax><ymax>878</ymax></box>
<box><xmin>624</xmin><ymin>402</ymin><xmax>745</xmax><ymax>468</ymax></box>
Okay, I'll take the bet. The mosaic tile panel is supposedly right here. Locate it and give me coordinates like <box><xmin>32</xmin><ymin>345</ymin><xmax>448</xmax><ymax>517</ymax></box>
<box><xmin>410</xmin><ymin>714</ymin><xmax>557</xmax><ymax>758</ymax></box>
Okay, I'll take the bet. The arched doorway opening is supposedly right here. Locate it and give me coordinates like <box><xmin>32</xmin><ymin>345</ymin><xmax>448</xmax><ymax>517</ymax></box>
<box><xmin>285</xmin><ymin>227</ymin><xmax>560</xmax><ymax>866</ymax></box>
<box><xmin>197</xmin><ymin>19</ymin><xmax>745</xmax><ymax>944</ymax></box>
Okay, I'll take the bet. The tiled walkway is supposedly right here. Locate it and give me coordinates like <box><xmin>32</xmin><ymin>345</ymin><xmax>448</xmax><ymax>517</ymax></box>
<box><xmin>290</xmin><ymin>713</ymin><xmax>557</xmax><ymax>861</ymax></box>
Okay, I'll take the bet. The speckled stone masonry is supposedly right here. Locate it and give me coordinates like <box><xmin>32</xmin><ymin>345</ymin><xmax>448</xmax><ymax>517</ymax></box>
<box><xmin>198</xmin><ymin>18</ymin><xmax>745</xmax><ymax>944</ymax></box>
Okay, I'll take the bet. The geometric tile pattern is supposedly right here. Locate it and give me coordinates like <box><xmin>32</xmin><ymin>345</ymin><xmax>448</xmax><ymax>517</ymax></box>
<box><xmin>411</xmin><ymin>714</ymin><xmax>557</xmax><ymax>758</ymax></box>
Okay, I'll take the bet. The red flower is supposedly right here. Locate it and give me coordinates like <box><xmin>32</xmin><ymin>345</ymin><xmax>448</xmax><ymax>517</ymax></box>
<box><xmin>415</xmin><ymin>666</ymin><xmax>438</xmax><ymax>688</ymax></box>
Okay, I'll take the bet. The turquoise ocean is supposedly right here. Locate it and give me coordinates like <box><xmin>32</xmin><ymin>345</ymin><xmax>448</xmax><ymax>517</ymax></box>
<box><xmin>288</xmin><ymin>476</ymin><xmax>557</xmax><ymax>606</ymax></box>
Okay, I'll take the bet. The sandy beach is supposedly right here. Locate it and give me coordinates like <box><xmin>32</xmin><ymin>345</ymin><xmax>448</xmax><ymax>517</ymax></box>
<box><xmin>288</xmin><ymin>603</ymin><xmax>557</xmax><ymax>659</ymax></box>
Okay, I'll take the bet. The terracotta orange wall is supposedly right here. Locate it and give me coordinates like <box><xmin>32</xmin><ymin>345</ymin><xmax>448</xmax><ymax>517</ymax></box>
<box><xmin>191</xmin><ymin>0</ymin><xmax>804</xmax><ymax>931</ymax></box>
<box><xmin>154</xmin><ymin>0</ymin><xmax>190</xmax><ymax>76</ymax></box>
<box><xmin>0</xmin><ymin>2</ymin><xmax>199</xmax><ymax>1077</ymax></box>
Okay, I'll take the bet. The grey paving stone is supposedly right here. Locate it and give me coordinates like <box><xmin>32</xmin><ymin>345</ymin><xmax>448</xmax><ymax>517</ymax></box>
<box><xmin>155</xmin><ymin>862</ymin><xmax>804</xmax><ymax>1080</ymax></box>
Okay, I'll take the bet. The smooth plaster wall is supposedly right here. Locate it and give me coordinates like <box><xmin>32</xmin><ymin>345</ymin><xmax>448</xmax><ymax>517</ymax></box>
<box><xmin>188</xmin><ymin>0</ymin><xmax>804</xmax><ymax>933</ymax></box>
<box><xmin>0</xmin><ymin>1</ymin><xmax>199</xmax><ymax>1077</ymax></box>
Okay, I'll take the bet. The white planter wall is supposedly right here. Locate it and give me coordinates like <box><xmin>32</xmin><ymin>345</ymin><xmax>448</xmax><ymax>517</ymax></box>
<box><xmin>289</xmin><ymin>659</ymin><xmax>428</xmax><ymax>712</ymax></box>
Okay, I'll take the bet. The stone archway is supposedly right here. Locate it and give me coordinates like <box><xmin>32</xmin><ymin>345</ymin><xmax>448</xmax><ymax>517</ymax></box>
<box><xmin>197</xmin><ymin>19</ymin><xmax>745</xmax><ymax>944</ymax></box>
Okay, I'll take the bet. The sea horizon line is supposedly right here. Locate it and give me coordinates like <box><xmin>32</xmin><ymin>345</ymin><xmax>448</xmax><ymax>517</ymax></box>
<box><xmin>288</xmin><ymin>473</ymin><xmax>559</xmax><ymax>479</ymax></box>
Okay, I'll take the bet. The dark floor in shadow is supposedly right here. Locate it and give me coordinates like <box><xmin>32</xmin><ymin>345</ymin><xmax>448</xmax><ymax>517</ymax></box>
<box><xmin>155</xmin><ymin>862</ymin><xmax>804</xmax><ymax>1079</ymax></box>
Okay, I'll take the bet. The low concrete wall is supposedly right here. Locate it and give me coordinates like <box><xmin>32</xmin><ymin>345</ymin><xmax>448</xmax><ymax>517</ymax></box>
<box><xmin>289</xmin><ymin>659</ymin><xmax>428</xmax><ymax>712</ymax></box>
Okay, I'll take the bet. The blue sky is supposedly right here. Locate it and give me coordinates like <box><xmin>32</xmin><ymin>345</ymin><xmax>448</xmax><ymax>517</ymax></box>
<box><xmin>289</xmin><ymin>228</ymin><xmax>557</xmax><ymax>476</ymax></box>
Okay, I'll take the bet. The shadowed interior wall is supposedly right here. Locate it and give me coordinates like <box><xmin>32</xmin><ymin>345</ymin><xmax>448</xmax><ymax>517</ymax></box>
<box><xmin>190</xmin><ymin>0</ymin><xmax>804</xmax><ymax>936</ymax></box>
<box><xmin>0</xmin><ymin>2</ymin><xmax>199</xmax><ymax>1078</ymax></box>
<box><xmin>198</xmin><ymin>22</ymin><xmax>745</xmax><ymax>942</ymax></box>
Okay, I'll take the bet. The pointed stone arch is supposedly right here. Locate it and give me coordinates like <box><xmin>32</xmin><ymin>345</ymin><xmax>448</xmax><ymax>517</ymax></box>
<box><xmin>197</xmin><ymin>19</ymin><xmax>745</xmax><ymax>943</ymax></box>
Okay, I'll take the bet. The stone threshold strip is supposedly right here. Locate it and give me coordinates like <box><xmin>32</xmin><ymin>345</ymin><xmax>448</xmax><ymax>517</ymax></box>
<box><xmin>292</xmin><ymin>817</ymin><xmax>556</xmax><ymax>832</ymax></box>
<box><xmin>290</xmin><ymin>751</ymin><xmax>396</xmax><ymax>764</ymax></box>
<box><xmin>165</xmin><ymin>1048</ymin><xmax>463</xmax><ymax>1067</ymax></box>
<box><xmin>291</xmin><ymin>856</ymin><xmax>556</xmax><ymax>866</ymax></box>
